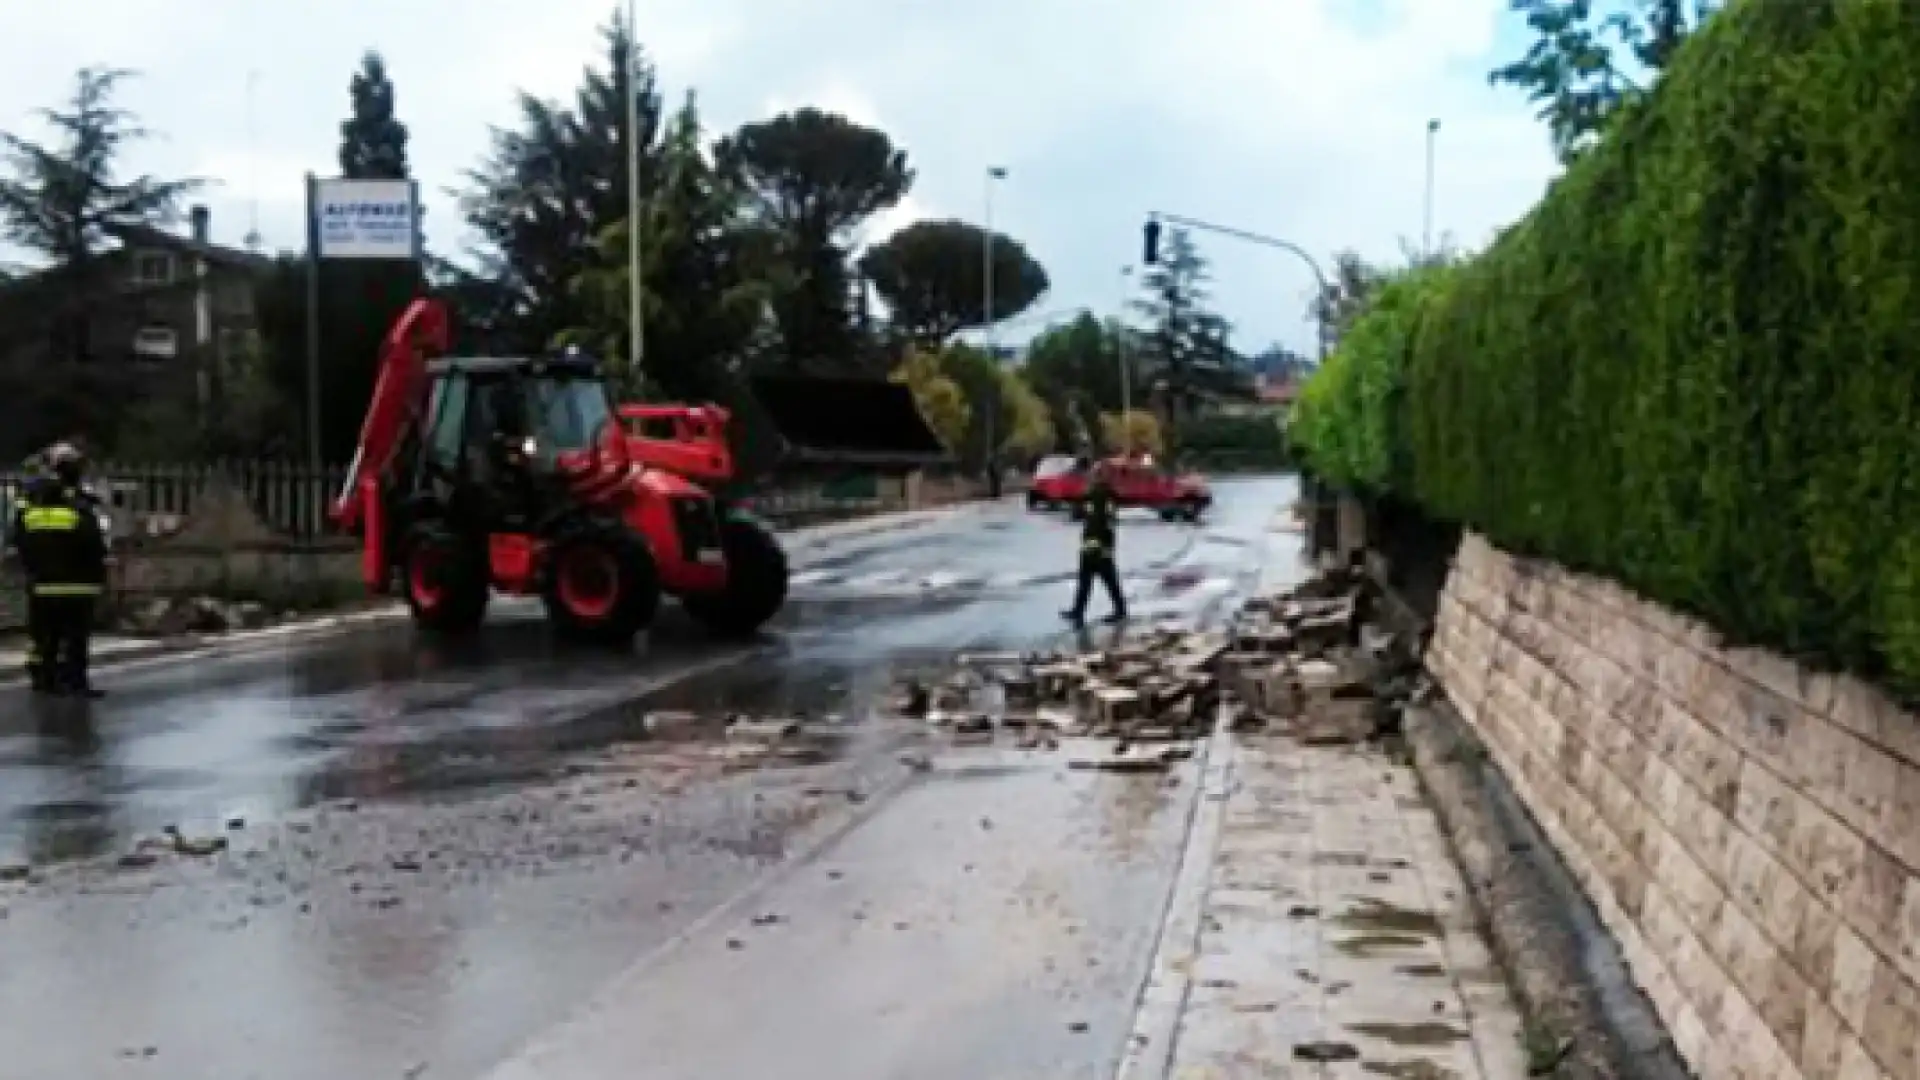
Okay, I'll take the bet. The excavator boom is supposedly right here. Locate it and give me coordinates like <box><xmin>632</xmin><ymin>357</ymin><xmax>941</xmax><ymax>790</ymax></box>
<box><xmin>330</xmin><ymin>296</ymin><xmax>451</xmax><ymax>530</ymax></box>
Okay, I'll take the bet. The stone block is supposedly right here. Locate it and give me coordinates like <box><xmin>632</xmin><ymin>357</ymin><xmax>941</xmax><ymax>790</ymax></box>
<box><xmin>1033</xmin><ymin>663</ymin><xmax>1085</xmax><ymax>703</ymax></box>
<box><xmin>1000</xmin><ymin>674</ymin><xmax>1039</xmax><ymax>711</ymax></box>
<box><xmin>1084</xmin><ymin>686</ymin><xmax>1142</xmax><ymax>729</ymax></box>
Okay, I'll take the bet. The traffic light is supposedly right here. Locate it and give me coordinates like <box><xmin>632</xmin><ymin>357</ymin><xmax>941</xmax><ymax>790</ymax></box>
<box><xmin>1142</xmin><ymin>218</ymin><xmax>1161</xmax><ymax>265</ymax></box>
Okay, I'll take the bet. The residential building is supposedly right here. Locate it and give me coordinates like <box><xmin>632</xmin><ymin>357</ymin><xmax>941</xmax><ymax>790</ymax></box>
<box><xmin>0</xmin><ymin>204</ymin><xmax>271</xmax><ymax>383</ymax></box>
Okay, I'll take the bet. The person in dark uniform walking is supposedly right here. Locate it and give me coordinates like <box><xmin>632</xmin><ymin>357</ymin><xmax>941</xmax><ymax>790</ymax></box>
<box><xmin>8</xmin><ymin>446</ymin><xmax>108</xmax><ymax>697</ymax></box>
<box><xmin>1062</xmin><ymin>462</ymin><xmax>1128</xmax><ymax>625</ymax></box>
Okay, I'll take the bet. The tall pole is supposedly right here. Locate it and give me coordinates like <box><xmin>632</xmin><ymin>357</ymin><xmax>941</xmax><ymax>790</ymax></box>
<box><xmin>303</xmin><ymin>173</ymin><xmax>322</xmax><ymax>474</ymax></box>
<box><xmin>625</xmin><ymin>0</ymin><xmax>645</xmax><ymax>389</ymax></box>
<box><xmin>1423</xmin><ymin>118</ymin><xmax>1440</xmax><ymax>261</ymax></box>
<box><xmin>1146</xmin><ymin>210</ymin><xmax>1332</xmax><ymax>362</ymax></box>
<box><xmin>1117</xmin><ymin>264</ymin><xmax>1133</xmax><ymax>453</ymax></box>
<box><xmin>983</xmin><ymin>166</ymin><xmax>1006</xmax><ymax>486</ymax></box>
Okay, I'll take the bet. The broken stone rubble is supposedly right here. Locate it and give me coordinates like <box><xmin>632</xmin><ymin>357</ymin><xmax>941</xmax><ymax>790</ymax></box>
<box><xmin>879</xmin><ymin>625</ymin><xmax>1233</xmax><ymax>770</ymax></box>
<box><xmin>1217</xmin><ymin>566</ymin><xmax>1425</xmax><ymax>745</ymax></box>
<box><xmin>114</xmin><ymin>594</ymin><xmax>284</xmax><ymax>636</ymax></box>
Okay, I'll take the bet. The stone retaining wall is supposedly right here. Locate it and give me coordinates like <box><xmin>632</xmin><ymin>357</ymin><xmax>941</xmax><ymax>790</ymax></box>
<box><xmin>1426</xmin><ymin>532</ymin><xmax>1918</xmax><ymax>1080</ymax></box>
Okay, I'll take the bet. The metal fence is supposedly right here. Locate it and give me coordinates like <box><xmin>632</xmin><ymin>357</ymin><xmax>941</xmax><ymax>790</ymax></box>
<box><xmin>0</xmin><ymin>460</ymin><xmax>350</xmax><ymax>542</ymax></box>
<box><xmin>0</xmin><ymin>461</ymin><xmax>945</xmax><ymax>545</ymax></box>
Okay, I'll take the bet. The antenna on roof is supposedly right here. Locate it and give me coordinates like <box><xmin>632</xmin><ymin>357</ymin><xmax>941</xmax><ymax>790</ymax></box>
<box><xmin>243</xmin><ymin>70</ymin><xmax>263</xmax><ymax>252</ymax></box>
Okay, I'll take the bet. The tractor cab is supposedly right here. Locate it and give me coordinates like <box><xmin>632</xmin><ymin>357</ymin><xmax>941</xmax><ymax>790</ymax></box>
<box><xmin>405</xmin><ymin>352</ymin><xmax>633</xmax><ymax>535</ymax></box>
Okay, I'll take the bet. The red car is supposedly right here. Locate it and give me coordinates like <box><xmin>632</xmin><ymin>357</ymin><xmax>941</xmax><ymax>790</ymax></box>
<box><xmin>1028</xmin><ymin>455</ymin><xmax>1213</xmax><ymax>521</ymax></box>
<box><xmin>1027</xmin><ymin>455</ymin><xmax>1088</xmax><ymax>508</ymax></box>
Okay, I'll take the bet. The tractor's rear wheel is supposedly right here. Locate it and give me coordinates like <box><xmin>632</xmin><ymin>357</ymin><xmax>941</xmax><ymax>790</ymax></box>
<box><xmin>682</xmin><ymin>515</ymin><xmax>789</xmax><ymax>639</ymax></box>
<box><xmin>543</xmin><ymin>523</ymin><xmax>660</xmax><ymax>645</ymax></box>
<box><xmin>401</xmin><ymin>521</ymin><xmax>489</xmax><ymax>635</ymax></box>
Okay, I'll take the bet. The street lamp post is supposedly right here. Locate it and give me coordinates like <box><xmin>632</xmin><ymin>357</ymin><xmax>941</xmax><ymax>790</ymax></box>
<box><xmin>1423</xmin><ymin>118</ymin><xmax>1440</xmax><ymax>261</ymax></box>
<box><xmin>1117</xmin><ymin>264</ymin><xmax>1133</xmax><ymax>454</ymax></box>
<box><xmin>1145</xmin><ymin>210</ymin><xmax>1332</xmax><ymax>362</ymax></box>
<box><xmin>983</xmin><ymin>166</ymin><xmax>1007</xmax><ymax>490</ymax></box>
<box><xmin>625</xmin><ymin>0</ymin><xmax>646</xmax><ymax>388</ymax></box>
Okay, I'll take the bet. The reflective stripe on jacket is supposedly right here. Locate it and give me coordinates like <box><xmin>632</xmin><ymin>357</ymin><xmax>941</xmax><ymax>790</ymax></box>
<box><xmin>1080</xmin><ymin>486</ymin><xmax>1117</xmax><ymax>556</ymax></box>
<box><xmin>10</xmin><ymin>483</ymin><xmax>107</xmax><ymax>593</ymax></box>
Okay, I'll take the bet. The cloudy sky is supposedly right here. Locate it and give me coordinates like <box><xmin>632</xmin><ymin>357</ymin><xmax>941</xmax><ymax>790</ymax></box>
<box><xmin>0</xmin><ymin>0</ymin><xmax>1558</xmax><ymax>353</ymax></box>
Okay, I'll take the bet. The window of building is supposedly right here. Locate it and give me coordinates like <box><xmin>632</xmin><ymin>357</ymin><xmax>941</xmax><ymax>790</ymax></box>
<box><xmin>132</xmin><ymin>251</ymin><xmax>174</xmax><ymax>286</ymax></box>
<box><xmin>132</xmin><ymin>325</ymin><xmax>177</xmax><ymax>360</ymax></box>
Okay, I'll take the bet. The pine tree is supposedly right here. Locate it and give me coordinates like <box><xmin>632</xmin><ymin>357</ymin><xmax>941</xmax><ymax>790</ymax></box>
<box><xmin>0</xmin><ymin>67</ymin><xmax>203</xmax><ymax>451</ymax></box>
<box><xmin>457</xmin><ymin>15</ymin><xmax>665</xmax><ymax>353</ymax></box>
<box><xmin>1130</xmin><ymin>228</ymin><xmax>1245</xmax><ymax>425</ymax></box>
<box><xmin>339</xmin><ymin>53</ymin><xmax>409</xmax><ymax>180</ymax></box>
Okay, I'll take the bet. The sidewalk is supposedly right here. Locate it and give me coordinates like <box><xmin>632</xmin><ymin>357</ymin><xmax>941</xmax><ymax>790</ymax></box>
<box><xmin>1127</xmin><ymin>728</ymin><xmax>1531</xmax><ymax>1079</ymax></box>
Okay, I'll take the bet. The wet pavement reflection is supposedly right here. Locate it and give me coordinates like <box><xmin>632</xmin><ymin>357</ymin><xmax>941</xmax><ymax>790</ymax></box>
<box><xmin>0</xmin><ymin>476</ymin><xmax>1299</xmax><ymax>1080</ymax></box>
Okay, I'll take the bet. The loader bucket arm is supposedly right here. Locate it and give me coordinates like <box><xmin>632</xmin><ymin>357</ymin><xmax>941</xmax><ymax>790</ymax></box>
<box><xmin>329</xmin><ymin>296</ymin><xmax>452</xmax><ymax>530</ymax></box>
<box><xmin>744</xmin><ymin>375</ymin><xmax>951</xmax><ymax>472</ymax></box>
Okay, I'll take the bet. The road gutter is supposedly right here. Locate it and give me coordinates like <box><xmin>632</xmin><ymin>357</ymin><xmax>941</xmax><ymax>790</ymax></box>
<box><xmin>1110</xmin><ymin>713</ymin><xmax>1237</xmax><ymax>1080</ymax></box>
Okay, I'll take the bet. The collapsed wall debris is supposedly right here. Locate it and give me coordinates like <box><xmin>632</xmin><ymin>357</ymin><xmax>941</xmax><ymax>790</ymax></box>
<box><xmin>1218</xmin><ymin>567</ymin><xmax>1427</xmax><ymax>744</ymax></box>
<box><xmin>879</xmin><ymin>562</ymin><xmax>1428</xmax><ymax>764</ymax></box>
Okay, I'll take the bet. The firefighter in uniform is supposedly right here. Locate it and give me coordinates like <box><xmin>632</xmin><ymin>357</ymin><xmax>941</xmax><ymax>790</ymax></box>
<box><xmin>8</xmin><ymin>446</ymin><xmax>108</xmax><ymax>697</ymax></box>
<box><xmin>1062</xmin><ymin>462</ymin><xmax>1128</xmax><ymax>625</ymax></box>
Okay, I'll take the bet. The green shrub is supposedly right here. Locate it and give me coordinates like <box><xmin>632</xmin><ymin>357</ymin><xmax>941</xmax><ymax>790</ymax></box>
<box><xmin>1290</xmin><ymin>265</ymin><xmax>1455</xmax><ymax>493</ymax></box>
<box><xmin>1304</xmin><ymin>0</ymin><xmax>1920</xmax><ymax>692</ymax></box>
<box><xmin>1177</xmin><ymin>411</ymin><xmax>1291</xmax><ymax>470</ymax></box>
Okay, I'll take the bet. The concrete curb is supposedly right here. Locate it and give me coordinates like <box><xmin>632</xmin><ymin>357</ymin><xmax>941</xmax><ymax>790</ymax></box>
<box><xmin>1402</xmin><ymin>702</ymin><xmax>1690</xmax><ymax>1080</ymax></box>
<box><xmin>1110</xmin><ymin>718</ymin><xmax>1237</xmax><ymax>1080</ymax></box>
<box><xmin>0</xmin><ymin>604</ymin><xmax>412</xmax><ymax>687</ymax></box>
<box><xmin>479</xmin><ymin>761</ymin><xmax>927</xmax><ymax>1080</ymax></box>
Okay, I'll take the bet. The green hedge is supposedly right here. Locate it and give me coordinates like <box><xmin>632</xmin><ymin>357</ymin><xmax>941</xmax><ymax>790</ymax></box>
<box><xmin>1295</xmin><ymin>0</ymin><xmax>1920</xmax><ymax>691</ymax></box>
<box><xmin>1289</xmin><ymin>265</ymin><xmax>1454</xmax><ymax>492</ymax></box>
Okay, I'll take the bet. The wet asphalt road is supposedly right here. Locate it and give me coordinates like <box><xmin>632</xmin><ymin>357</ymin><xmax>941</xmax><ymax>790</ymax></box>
<box><xmin>0</xmin><ymin>475</ymin><xmax>1299</xmax><ymax>1080</ymax></box>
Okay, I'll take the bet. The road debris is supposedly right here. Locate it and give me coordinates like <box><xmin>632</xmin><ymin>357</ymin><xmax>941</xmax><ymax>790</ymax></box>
<box><xmin>864</xmin><ymin>562</ymin><xmax>1423</xmax><ymax>771</ymax></box>
<box><xmin>163</xmin><ymin>826</ymin><xmax>229</xmax><ymax>858</ymax></box>
<box><xmin>883</xmin><ymin>624</ymin><xmax>1237</xmax><ymax>770</ymax></box>
<box><xmin>1212</xmin><ymin>564</ymin><xmax>1425</xmax><ymax>744</ymax></box>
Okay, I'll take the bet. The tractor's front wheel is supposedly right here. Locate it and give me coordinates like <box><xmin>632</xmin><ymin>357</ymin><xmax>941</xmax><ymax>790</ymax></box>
<box><xmin>401</xmin><ymin>521</ymin><xmax>489</xmax><ymax>635</ymax></box>
<box><xmin>681</xmin><ymin>515</ymin><xmax>789</xmax><ymax>639</ymax></box>
<box><xmin>543</xmin><ymin>523</ymin><xmax>660</xmax><ymax>645</ymax></box>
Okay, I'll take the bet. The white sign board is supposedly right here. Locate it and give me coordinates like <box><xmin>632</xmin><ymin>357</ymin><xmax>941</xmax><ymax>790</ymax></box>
<box><xmin>314</xmin><ymin>178</ymin><xmax>417</xmax><ymax>259</ymax></box>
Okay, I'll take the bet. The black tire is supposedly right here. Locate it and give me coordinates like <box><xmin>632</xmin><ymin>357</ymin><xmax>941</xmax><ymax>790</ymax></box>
<box><xmin>1026</xmin><ymin>490</ymin><xmax>1045</xmax><ymax>511</ymax></box>
<box><xmin>400</xmin><ymin>521</ymin><xmax>489</xmax><ymax>635</ymax></box>
<box><xmin>1067</xmin><ymin>501</ymin><xmax>1086</xmax><ymax>522</ymax></box>
<box><xmin>542</xmin><ymin>522</ymin><xmax>660</xmax><ymax>645</ymax></box>
<box><xmin>682</xmin><ymin>515</ymin><xmax>789</xmax><ymax>639</ymax></box>
<box><xmin>1182</xmin><ymin>497</ymin><xmax>1207</xmax><ymax>522</ymax></box>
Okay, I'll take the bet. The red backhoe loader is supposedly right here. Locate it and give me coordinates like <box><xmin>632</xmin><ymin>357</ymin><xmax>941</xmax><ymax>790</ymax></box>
<box><xmin>330</xmin><ymin>297</ymin><xmax>948</xmax><ymax>644</ymax></box>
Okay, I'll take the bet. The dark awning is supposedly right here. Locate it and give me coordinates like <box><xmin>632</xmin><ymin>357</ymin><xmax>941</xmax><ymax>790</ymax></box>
<box><xmin>747</xmin><ymin>375</ymin><xmax>952</xmax><ymax>472</ymax></box>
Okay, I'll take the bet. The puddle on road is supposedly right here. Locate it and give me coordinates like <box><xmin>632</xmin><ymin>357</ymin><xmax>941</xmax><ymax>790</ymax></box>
<box><xmin>1332</xmin><ymin>934</ymin><xmax>1431</xmax><ymax>957</ymax></box>
<box><xmin>1362</xmin><ymin>1061</ymin><xmax>1462</xmax><ymax>1079</ymax></box>
<box><xmin>1344</xmin><ymin>1022</ymin><xmax>1470</xmax><ymax>1047</ymax></box>
<box><xmin>1333</xmin><ymin>898</ymin><xmax>1443</xmax><ymax>939</ymax></box>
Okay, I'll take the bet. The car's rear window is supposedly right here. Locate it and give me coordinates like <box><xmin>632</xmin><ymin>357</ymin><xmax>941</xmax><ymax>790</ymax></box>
<box><xmin>1034</xmin><ymin>455</ymin><xmax>1079</xmax><ymax>479</ymax></box>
